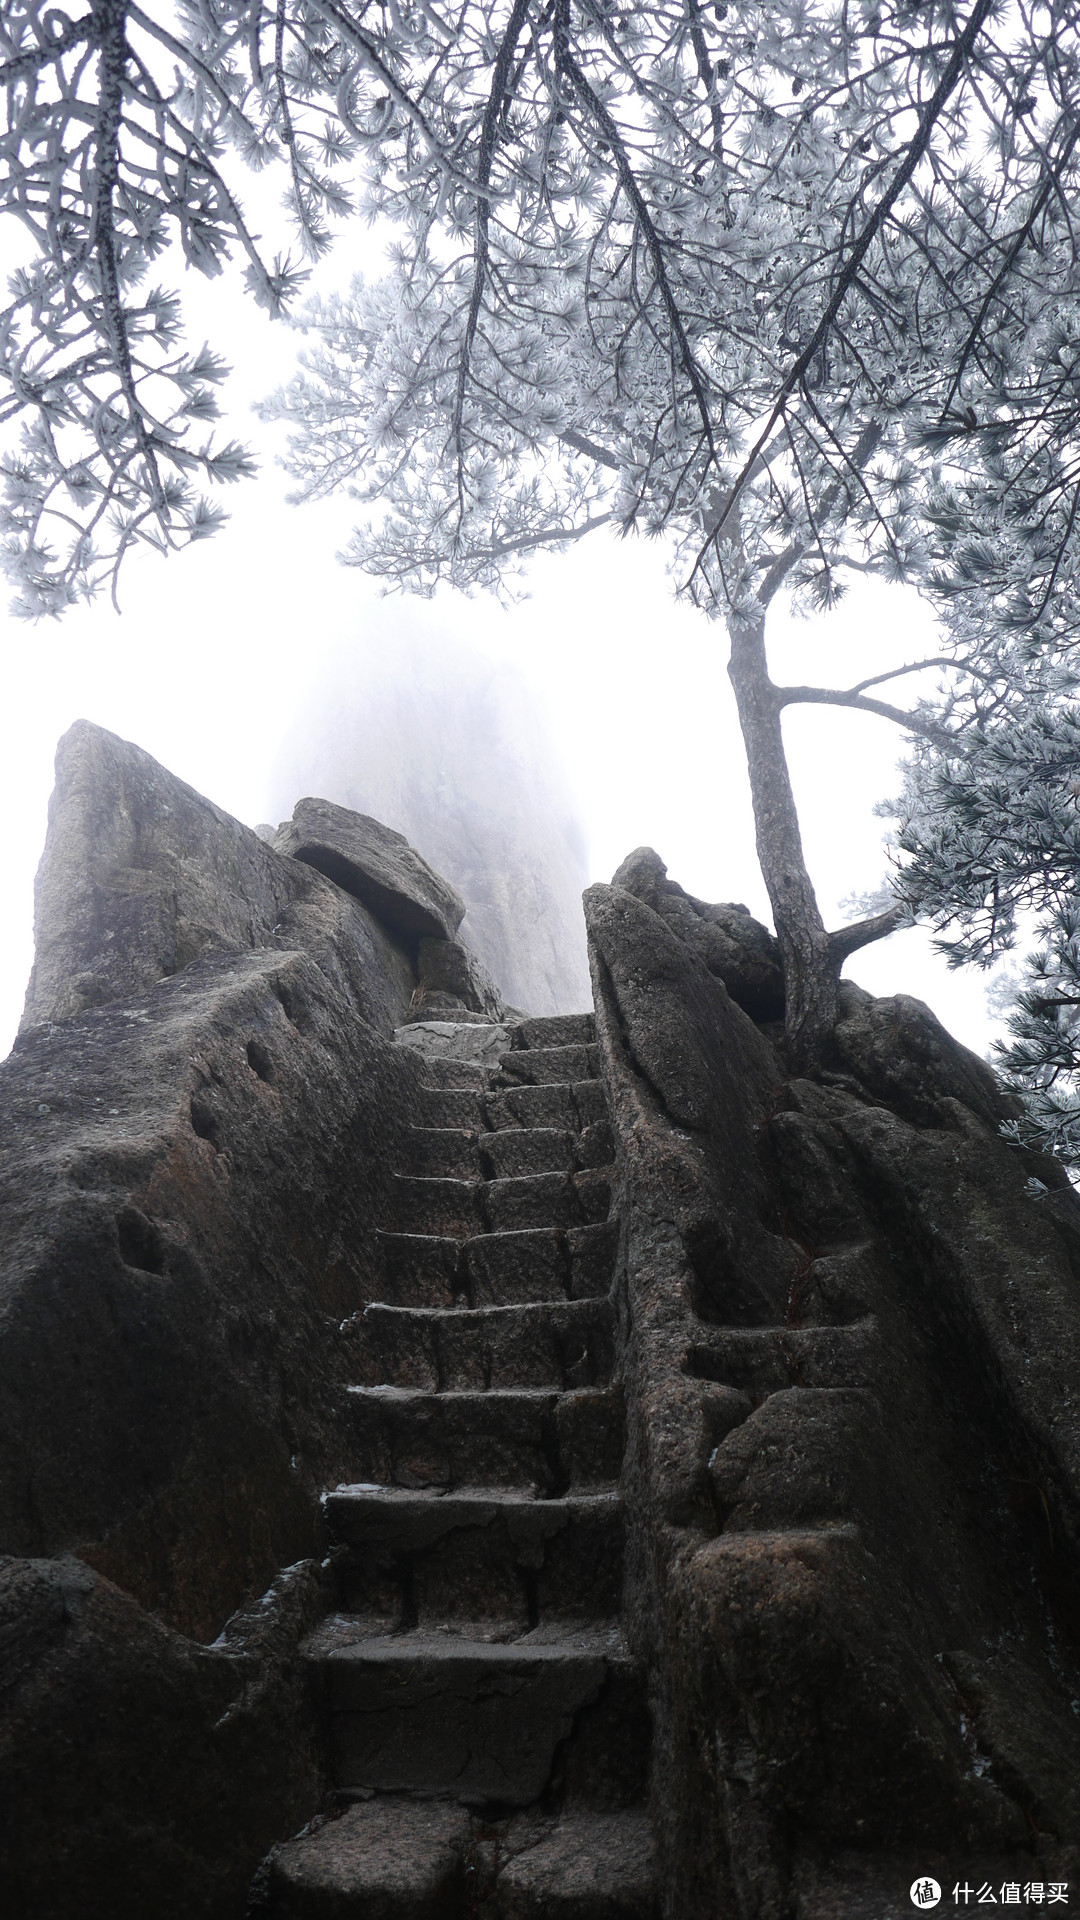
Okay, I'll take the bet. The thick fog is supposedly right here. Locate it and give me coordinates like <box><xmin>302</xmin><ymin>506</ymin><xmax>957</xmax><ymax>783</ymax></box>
<box><xmin>266</xmin><ymin>622</ymin><xmax>592</xmax><ymax>1014</ymax></box>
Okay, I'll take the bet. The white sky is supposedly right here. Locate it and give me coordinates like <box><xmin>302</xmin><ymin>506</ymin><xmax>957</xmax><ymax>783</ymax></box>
<box><xmin>0</xmin><ymin>177</ymin><xmax>1009</xmax><ymax>1061</ymax></box>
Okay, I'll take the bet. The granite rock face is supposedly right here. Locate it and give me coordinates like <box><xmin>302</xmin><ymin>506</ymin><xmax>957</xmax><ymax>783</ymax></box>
<box><xmin>611</xmin><ymin>846</ymin><xmax>784</xmax><ymax>1021</ymax></box>
<box><xmin>273</xmin><ymin>795</ymin><xmax>466</xmax><ymax>944</ymax></box>
<box><xmin>20</xmin><ymin>722</ymin><xmax>413</xmax><ymax>1034</ymax></box>
<box><xmin>585</xmin><ymin>870</ymin><xmax>1080</xmax><ymax>1919</ymax></box>
<box><xmin>0</xmin><ymin>1555</ymin><xmax>327</xmax><ymax>1920</ymax></box>
<box><xmin>0</xmin><ymin>726</ymin><xmax>463</xmax><ymax>1915</ymax></box>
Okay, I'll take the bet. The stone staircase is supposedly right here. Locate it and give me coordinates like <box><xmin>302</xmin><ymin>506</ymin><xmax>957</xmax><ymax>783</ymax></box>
<box><xmin>257</xmin><ymin>1013</ymin><xmax>657</xmax><ymax>1918</ymax></box>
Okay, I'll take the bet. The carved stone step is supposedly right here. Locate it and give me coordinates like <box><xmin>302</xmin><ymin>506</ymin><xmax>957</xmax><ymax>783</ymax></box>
<box><xmin>683</xmin><ymin>1320</ymin><xmax>878</xmax><ymax>1396</ymax></box>
<box><xmin>387</xmin><ymin>1176</ymin><xmax>485</xmax><ymax>1237</ymax></box>
<box><xmin>413</xmin><ymin>1056</ymin><xmax>489</xmax><ymax>1091</ymax></box>
<box><xmin>485</xmin><ymin>1172</ymin><xmax>609</xmax><ymax>1233</ymax></box>
<box><xmin>344</xmin><ymin>1385</ymin><xmax>625</xmax><ymax>1493</ymax></box>
<box><xmin>258</xmin><ymin>1797</ymin><xmax>470</xmax><ymax>1917</ymax></box>
<box><xmin>407</xmin><ymin>1126</ymin><xmax>481</xmax><ymax>1178</ymax></box>
<box><xmin>495</xmin><ymin>1808</ymin><xmax>657</xmax><ymax>1918</ymax></box>
<box><xmin>512</xmin><ymin>1013</ymin><xmax>597</xmax><ymax>1049</ymax></box>
<box><xmin>323</xmin><ymin>1487</ymin><xmax>624</xmax><ymax>1627</ymax></box>
<box><xmin>483</xmin><ymin>1126</ymin><xmax>577</xmax><ymax>1177</ymax></box>
<box><xmin>496</xmin><ymin>1044</ymin><xmax>601</xmax><ymax>1087</ymax></box>
<box><xmin>307</xmin><ymin>1625</ymin><xmax>640</xmax><ymax>1805</ymax></box>
<box><xmin>415</xmin><ymin>1085</ymin><xmax>487</xmax><ymax>1130</ymax></box>
<box><xmin>486</xmin><ymin>1079</ymin><xmax>608</xmax><ymax>1132</ymax></box>
<box><xmin>405</xmin><ymin>1125</ymin><xmax>615</xmax><ymax>1183</ymax></box>
<box><xmin>343</xmin><ymin>1296</ymin><xmax>615</xmax><ymax>1391</ymax></box>
<box><xmin>260</xmin><ymin>1801</ymin><xmax>657</xmax><ymax>1919</ymax></box>
<box><xmin>386</xmin><ymin>1170</ymin><xmax>611</xmax><ymax>1238</ymax></box>
<box><xmin>376</xmin><ymin>1223</ymin><xmax>619</xmax><ymax>1309</ymax></box>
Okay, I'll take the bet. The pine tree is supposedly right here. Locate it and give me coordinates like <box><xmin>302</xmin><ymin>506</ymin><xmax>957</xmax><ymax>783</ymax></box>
<box><xmin>894</xmin><ymin>693</ymin><xmax>1080</xmax><ymax>1164</ymax></box>
<box><xmin>5</xmin><ymin>0</ymin><xmax>1080</xmax><ymax>1065</ymax></box>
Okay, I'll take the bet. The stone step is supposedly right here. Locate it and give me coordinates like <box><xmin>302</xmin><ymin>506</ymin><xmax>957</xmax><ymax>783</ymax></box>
<box><xmin>496</xmin><ymin>1044</ymin><xmax>601</xmax><ymax>1087</ymax></box>
<box><xmin>344</xmin><ymin>1385</ymin><xmax>625</xmax><ymax>1493</ymax></box>
<box><xmin>486</xmin><ymin>1079</ymin><xmax>609</xmax><ymax>1133</ymax></box>
<box><xmin>342</xmin><ymin>1296</ymin><xmax>615</xmax><ymax>1391</ymax></box>
<box><xmin>377</xmin><ymin>1222</ymin><xmax>619</xmax><ymax>1308</ymax></box>
<box><xmin>415</xmin><ymin>1085</ymin><xmax>487</xmax><ymax>1130</ymax></box>
<box><xmin>413</xmin><ymin>1056</ymin><xmax>489</xmax><ymax>1091</ymax></box>
<box><xmin>485</xmin><ymin>1172</ymin><xmax>610</xmax><ymax>1232</ymax></box>
<box><xmin>258</xmin><ymin>1798</ymin><xmax>470</xmax><ymax>1918</ymax></box>
<box><xmin>307</xmin><ymin>1624</ymin><xmax>641</xmax><ymax>1805</ymax></box>
<box><xmin>403</xmin><ymin>1121</ymin><xmax>614</xmax><ymax>1182</ymax></box>
<box><xmin>407</xmin><ymin>1126</ymin><xmax>481</xmax><ymax>1178</ymax></box>
<box><xmin>483</xmin><ymin>1127</ymin><xmax>614</xmax><ymax>1179</ymax></box>
<box><xmin>386</xmin><ymin>1175</ymin><xmax>485</xmax><ymax>1238</ymax></box>
<box><xmin>483</xmin><ymin>1126</ymin><xmax>576</xmax><ymax>1177</ymax></box>
<box><xmin>494</xmin><ymin>1808</ymin><xmax>657</xmax><ymax>1918</ymax></box>
<box><xmin>416</xmin><ymin>1079</ymin><xmax>610</xmax><ymax>1136</ymax></box>
<box><xmin>260</xmin><ymin>1801</ymin><xmax>656</xmax><ymax>1919</ymax></box>
<box><xmin>683</xmin><ymin>1320</ymin><xmax>878</xmax><ymax>1395</ymax></box>
<box><xmin>512</xmin><ymin>1013</ymin><xmax>597</xmax><ymax>1049</ymax></box>
<box><xmin>324</xmin><ymin>1487</ymin><xmax>624</xmax><ymax>1627</ymax></box>
<box><xmin>386</xmin><ymin>1170</ymin><xmax>611</xmax><ymax>1237</ymax></box>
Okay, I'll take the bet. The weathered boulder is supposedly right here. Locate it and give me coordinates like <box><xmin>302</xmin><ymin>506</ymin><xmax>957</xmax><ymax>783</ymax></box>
<box><xmin>263</xmin><ymin>626</ymin><xmax>593</xmax><ymax>1013</ymax></box>
<box><xmin>832</xmin><ymin>977</ymin><xmax>1024</xmax><ymax>1130</ymax></box>
<box><xmin>274</xmin><ymin>796</ymin><xmax>466</xmax><ymax>943</ymax></box>
<box><xmin>20</xmin><ymin>721</ymin><xmax>414</xmax><ymax>1034</ymax></box>
<box><xmin>0</xmin><ymin>1555</ymin><xmax>326</xmax><ymax>1920</ymax></box>
<box><xmin>611</xmin><ymin>847</ymin><xmax>784</xmax><ymax>1021</ymax></box>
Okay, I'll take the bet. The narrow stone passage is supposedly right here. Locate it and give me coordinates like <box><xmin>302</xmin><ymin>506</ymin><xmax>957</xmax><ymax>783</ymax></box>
<box><xmin>259</xmin><ymin>1014</ymin><xmax>657</xmax><ymax>1917</ymax></box>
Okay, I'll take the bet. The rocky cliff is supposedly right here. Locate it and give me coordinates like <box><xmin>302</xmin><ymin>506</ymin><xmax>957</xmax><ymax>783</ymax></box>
<box><xmin>2</xmin><ymin>731</ymin><xmax>1079</xmax><ymax>1919</ymax></box>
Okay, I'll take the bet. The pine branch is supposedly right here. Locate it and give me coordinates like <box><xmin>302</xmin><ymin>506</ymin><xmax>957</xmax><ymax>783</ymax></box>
<box><xmin>775</xmin><ymin>682</ymin><xmax>953</xmax><ymax>744</ymax></box>
<box><xmin>829</xmin><ymin>903</ymin><xmax>908</xmax><ymax>963</ymax></box>
<box><xmin>688</xmin><ymin>0</ymin><xmax>999</xmax><ymax>589</ymax></box>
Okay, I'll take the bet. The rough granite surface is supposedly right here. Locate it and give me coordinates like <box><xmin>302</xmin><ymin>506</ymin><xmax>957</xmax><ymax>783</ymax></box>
<box><xmin>585</xmin><ymin>873</ymin><xmax>1080</xmax><ymax>1920</ymax></box>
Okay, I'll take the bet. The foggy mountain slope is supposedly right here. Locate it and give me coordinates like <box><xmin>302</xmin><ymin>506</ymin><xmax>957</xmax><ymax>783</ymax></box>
<box><xmin>264</xmin><ymin>624</ymin><xmax>592</xmax><ymax>1014</ymax></box>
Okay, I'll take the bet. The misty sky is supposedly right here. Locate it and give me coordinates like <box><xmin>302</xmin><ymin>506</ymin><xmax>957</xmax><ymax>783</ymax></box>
<box><xmin>0</xmin><ymin>173</ymin><xmax>1010</xmax><ymax>1059</ymax></box>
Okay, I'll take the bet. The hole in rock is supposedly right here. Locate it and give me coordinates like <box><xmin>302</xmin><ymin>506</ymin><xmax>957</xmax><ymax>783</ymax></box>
<box><xmin>116</xmin><ymin>1207</ymin><xmax>167</xmax><ymax>1276</ymax></box>
<box><xmin>246</xmin><ymin>1040</ymin><xmax>274</xmax><ymax>1083</ymax></box>
<box><xmin>189</xmin><ymin>1092</ymin><xmax>220</xmax><ymax>1147</ymax></box>
<box><xmin>272</xmin><ymin>981</ymin><xmax>311</xmax><ymax>1032</ymax></box>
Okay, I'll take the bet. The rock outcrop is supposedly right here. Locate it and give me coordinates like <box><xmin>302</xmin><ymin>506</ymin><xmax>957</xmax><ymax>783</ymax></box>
<box><xmin>611</xmin><ymin>846</ymin><xmax>785</xmax><ymax>1021</ymax></box>
<box><xmin>272</xmin><ymin>796</ymin><xmax>466</xmax><ymax>943</ymax></box>
<box><xmin>586</xmin><ymin>866</ymin><xmax>1080</xmax><ymax>1918</ymax></box>
<box><xmin>0</xmin><ymin>723</ymin><xmax>499</xmax><ymax>1917</ymax></box>
<box><xmin>20</xmin><ymin>722</ymin><xmax>410</xmax><ymax>1033</ymax></box>
<box><xmin>0</xmin><ymin>1555</ymin><xmax>327</xmax><ymax>1920</ymax></box>
<box><xmin>413</xmin><ymin>932</ymin><xmax>508</xmax><ymax>1021</ymax></box>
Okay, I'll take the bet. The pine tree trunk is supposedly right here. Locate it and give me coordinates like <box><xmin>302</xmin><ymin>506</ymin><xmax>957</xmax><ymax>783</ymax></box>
<box><xmin>726</xmin><ymin>610</ymin><xmax>839</xmax><ymax>1070</ymax></box>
